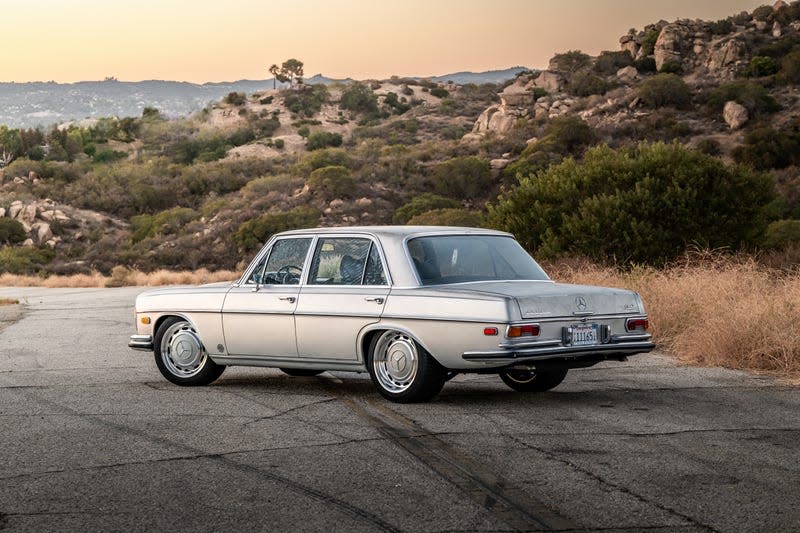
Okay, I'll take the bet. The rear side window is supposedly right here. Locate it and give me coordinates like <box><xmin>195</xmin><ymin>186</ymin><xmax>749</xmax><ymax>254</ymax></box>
<box><xmin>308</xmin><ymin>237</ymin><xmax>387</xmax><ymax>286</ymax></box>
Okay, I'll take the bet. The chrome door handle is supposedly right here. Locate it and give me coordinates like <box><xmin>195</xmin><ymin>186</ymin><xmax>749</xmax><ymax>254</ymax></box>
<box><xmin>279</xmin><ymin>296</ymin><xmax>296</xmax><ymax>303</ymax></box>
<box><xmin>365</xmin><ymin>297</ymin><xmax>384</xmax><ymax>304</ymax></box>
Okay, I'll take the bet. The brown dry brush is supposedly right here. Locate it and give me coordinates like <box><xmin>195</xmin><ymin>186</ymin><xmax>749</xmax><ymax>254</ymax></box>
<box><xmin>548</xmin><ymin>251</ymin><xmax>800</xmax><ymax>379</ymax></box>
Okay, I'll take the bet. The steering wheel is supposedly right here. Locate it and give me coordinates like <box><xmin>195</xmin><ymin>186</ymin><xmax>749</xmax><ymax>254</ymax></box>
<box><xmin>276</xmin><ymin>265</ymin><xmax>302</xmax><ymax>285</ymax></box>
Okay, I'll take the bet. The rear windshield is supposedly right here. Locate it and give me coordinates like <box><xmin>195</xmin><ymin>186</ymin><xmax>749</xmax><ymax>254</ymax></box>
<box><xmin>407</xmin><ymin>235</ymin><xmax>550</xmax><ymax>285</ymax></box>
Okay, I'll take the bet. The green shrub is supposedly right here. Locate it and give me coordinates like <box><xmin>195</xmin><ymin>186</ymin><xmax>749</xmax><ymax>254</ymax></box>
<box><xmin>780</xmin><ymin>50</ymin><xmax>800</xmax><ymax>84</ymax></box>
<box><xmin>531</xmin><ymin>87</ymin><xmax>548</xmax><ymax>99</ymax></box>
<box><xmin>306</xmin><ymin>131</ymin><xmax>343</xmax><ymax>150</ymax></box>
<box><xmin>406</xmin><ymin>208</ymin><xmax>483</xmax><ymax>227</ymax></box>
<box><xmin>594</xmin><ymin>50</ymin><xmax>633</xmax><ymax>74</ymax></box>
<box><xmin>430</xmin><ymin>156</ymin><xmax>492</xmax><ymax>199</ymax></box>
<box><xmin>224</xmin><ymin>92</ymin><xmax>246</xmax><ymax>106</ymax></box>
<box><xmin>637</xmin><ymin>73</ymin><xmax>691</xmax><ymax>108</ymax></box>
<box><xmin>130</xmin><ymin>207</ymin><xmax>198</xmax><ymax>243</ymax></box>
<box><xmin>283</xmin><ymin>84</ymin><xmax>329</xmax><ymax>117</ymax></box>
<box><xmin>0</xmin><ymin>219</ymin><xmax>26</xmax><ymax>245</ymax></box>
<box><xmin>234</xmin><ymin>206</ymin><xmax>320</xmax><ymax>253</ymax></box>
<box><xmin>339</xmin><ymin>82</ymin><xmax>378</xmax><ymax>114</ymax></box>
<box><xmin>752</xmin><ymin>5</ymin><xmax>773</xmax><ymax>22</ymax></box>
<box><xmin>755</xmin><ymin>35</ymin><xmax>800</xmax><ymax>59</ymax></box>
<box><xmin>259</xmin><ymin>95</ymin><xmax>274</xmax><ymax>105</ymax></box>
<box><xmin>504</xmin><ymin>116</ymin><xmax>597</xmax><ymax>178</ymax></box>
<box><xmin>392</xmin><ymin>193</ymin><xmax>460</xmax><ymax>224</ymax></box>
<box><xmin>549</xmin><ymin>50</ymin><xmax>591</xmax><ymax>73</ymax></box>
<box><xmin>708</xmin><ymin>18</ymin><xmax>734</xmax><ymax>35</ymax></box>
<box><xmin>568</xmin><ymin>72</ymin><xmax>610</xmax><ymax>97</ymax></box>
<box><xmin>430</xmin><ymin>87</ymin><xmax>449</xmax><ymax>98</ymax></box>
<box><xmin>641</xmin><ymin>30</ymin><xmax>660</xmax><ymax>56</ymax></box>
<box><xmin>93</xmin><ymin>149</ymin><xmax>128</xmax><ymax>163</ymax></box>
<box><xmin>488</xmin><ymin>142</ymin><xmax>778</xmax><ymax>265</ymax></box>
<box><xmin>696</xmin><ymin>138</ymin><xmax>722</xmax><ymax>156</ymax></box>
<box><xmin>658</xmin><ymin>60</ymin><xmax>683</xmax><ymax>74</ymax></box>
<box><xmin>764</xmin><ymin>219</ymin><xmax>800</xmax><ymax>249</ymax></box>
<box><xmin>634</xmin><ymin>57</ymin><xmax>657</xmax><ymax>73</ymax></box>
<box><xmin>274</xmin><ymin>138</ymin><xmax>285</xmax><ymax>149</ymax></box>
<box><xmin>0</xmin><ymin>246</ymin><xmax>55</xmax><ymax>274</ymax></box>
<box><xmin>744</xmin><ymin>56</ymin><xmax>779</xmax><ymax>77</ymax></box>
<box><xmin>732</xmin><ymin>126</ymin><xmax>800</xmax><ymax>170</ymax></box>
<box><xmin>300</xmin><ymin>148</ymin><xmax>351</xmax><ymax>172</ymax></box>
<box><xmin>307</xmin><ymin>165</ymin><xmax>356</xmax><ymax>198</ymax></box>
<box><xmin>705</xmin><ymin>81</ymin><xmax>781</xmax><ymax>116</ymax></box>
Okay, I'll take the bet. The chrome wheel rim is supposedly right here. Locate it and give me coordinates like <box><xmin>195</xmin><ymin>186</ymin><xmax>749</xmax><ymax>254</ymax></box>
<box><xmin>160</xmin><ymin>321</ymin><xmax>207</xmax><ymax>378</ymax></box>
<box><xmin>373</xmin><ymin>331</ymin><xmax>419</xmax><ymax>394</ymax></box>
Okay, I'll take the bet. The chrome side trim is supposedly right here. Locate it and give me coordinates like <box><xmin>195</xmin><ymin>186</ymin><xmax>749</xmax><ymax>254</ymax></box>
<box><xmin>611</xmin><ymin>333</ymin><xmax>652</xmax><ymax>342</ymax></box>
<box><xmin>129</xmin><ymin>334</ymin><xmax>153</xmax><ymax>351</ymax></box>
<box><xmin>462</xmin><ymin>341</ymin><xmax>655</xmax><ymax>363</ymax></box>
<box><xmin>210</xmin><ymin>354</ymin><xmax>367</xmax><ymax>372</ymax></box>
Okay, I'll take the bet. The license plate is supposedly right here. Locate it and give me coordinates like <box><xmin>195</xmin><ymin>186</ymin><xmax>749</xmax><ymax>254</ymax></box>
<box><xmin>570</xmin><ymin>324</ymin><xmax>599</xmax><ymax>346</ymax></box>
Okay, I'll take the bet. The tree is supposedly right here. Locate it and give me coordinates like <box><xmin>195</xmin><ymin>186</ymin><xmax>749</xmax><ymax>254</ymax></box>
<box><xmin>268</xmin><ymin>64</ymin><xmax>280</xmax><ymax>89</ymax></box>
<box><xmin>281</xmin><ymin>58</ymin><xmax>304</xmax><ymax>86</ymax></box>
<box><xmin>0</xmin><ymin>126</ymin><xmax>22</xmax><ymax>166</ymax></box>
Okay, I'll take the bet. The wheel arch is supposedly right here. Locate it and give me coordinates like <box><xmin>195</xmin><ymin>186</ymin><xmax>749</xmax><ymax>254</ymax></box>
<box><xmin>153</xmin><ymin>313</ymin><xmax>200</xmax><ymax>346</ymax></box>
<box><xmin>357</xmin><ymin>322</ymin><xmax>440</xmax><ymax>366</ymax></box>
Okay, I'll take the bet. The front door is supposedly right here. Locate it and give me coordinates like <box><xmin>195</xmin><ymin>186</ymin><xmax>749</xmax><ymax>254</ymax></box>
<box><xmin>222</xmin><ymin>237</ymin><xmax>312</xmax><ymax>357</ymax></box>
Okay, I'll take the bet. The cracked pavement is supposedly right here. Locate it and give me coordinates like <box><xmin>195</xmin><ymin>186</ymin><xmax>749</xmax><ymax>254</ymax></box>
<box><xmin>0</xmin><ymin>287</ymin><xmax>798</xmax><ymax>532</ymax></box>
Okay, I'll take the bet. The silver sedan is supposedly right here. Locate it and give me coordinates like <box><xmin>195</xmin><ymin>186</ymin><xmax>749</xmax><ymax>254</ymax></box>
<box><xmin>129</xmin><ymin>226</ymin><xmax>654</xmax><ymax>402</ymax></box>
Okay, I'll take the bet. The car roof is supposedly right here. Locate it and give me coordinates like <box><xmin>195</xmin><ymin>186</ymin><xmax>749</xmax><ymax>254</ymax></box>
<box><xmin>274</xmin><ymin>225</ymin><xmax>513</xmax><ymax>240</ymax></box>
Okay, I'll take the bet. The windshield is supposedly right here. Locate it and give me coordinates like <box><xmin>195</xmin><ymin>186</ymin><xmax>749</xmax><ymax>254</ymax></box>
<box><xmin>407</xmin><ymin>235</ymin><xmax>550</xmax><ymax>286</ymax></box>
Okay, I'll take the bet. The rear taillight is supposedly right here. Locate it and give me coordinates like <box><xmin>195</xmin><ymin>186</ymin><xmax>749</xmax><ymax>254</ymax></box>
<box><xmin>626</xmin><ymin>318</ymin><xmax>649</xmax><ymax>332</ymax></box>
<box><xmin>507</xmin><ymin>324</ymin><xmax>540</xmax><ymax>338</ymax></box>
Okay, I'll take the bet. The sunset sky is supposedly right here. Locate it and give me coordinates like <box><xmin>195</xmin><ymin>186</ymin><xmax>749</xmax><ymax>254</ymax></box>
<box><xmin>5</xmin><ymin>0</ymin><xmax>766</xmax><ymax>84</ymax></box>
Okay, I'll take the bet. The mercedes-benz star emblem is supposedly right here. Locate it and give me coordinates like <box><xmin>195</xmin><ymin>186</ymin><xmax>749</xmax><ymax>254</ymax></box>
<box><xmin>575</xmin><ymin>296</ymin><xmax>588</xmax><ymax>311</ymax></box>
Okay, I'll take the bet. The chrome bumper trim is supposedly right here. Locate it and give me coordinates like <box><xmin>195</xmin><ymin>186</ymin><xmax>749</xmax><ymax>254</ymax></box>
<box><xmin>462</xmin><ymin>341</ymin><xmax>656</xmax><ymax>362</ymax></box>
<box><xmin>129</xmin><ymin>334</ymin><xmax>153</xmax><ymax>351</ymax></box>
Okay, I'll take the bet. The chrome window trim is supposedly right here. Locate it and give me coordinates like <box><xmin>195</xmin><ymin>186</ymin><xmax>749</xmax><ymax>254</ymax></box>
<box><xmin>300</xmin><ymin>233</ymin><xmax>392</xmax><ymax>287</ymax></box>
<box><xmin>237</xmin><ymin>235</ymin><xmax>315</xmax><ymax>287</ymax></box>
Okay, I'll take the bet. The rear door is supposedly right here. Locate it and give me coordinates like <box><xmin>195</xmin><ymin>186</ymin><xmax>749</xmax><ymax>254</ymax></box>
<box><xmin>295</xmin><ymin>237</ymin><xmax>389</xmax><ymax>360</ymax></box>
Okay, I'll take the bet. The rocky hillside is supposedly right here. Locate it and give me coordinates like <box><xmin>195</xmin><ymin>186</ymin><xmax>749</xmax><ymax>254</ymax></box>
<box><xmin>1</xmin><ymin>2</ymin><xmax>799</xmax><ymax>275</ymax></box>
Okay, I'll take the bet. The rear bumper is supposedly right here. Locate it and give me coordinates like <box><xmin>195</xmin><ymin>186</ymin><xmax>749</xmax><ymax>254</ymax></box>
<box><xmin>129</xmin><ymin>334</ymin><xmax>153</xmax><ymax>351</ymax></box>
<box><xmin>462</xmin><ymin>340</ymin><xmax>655</xmax><ymax>364</ymax></box>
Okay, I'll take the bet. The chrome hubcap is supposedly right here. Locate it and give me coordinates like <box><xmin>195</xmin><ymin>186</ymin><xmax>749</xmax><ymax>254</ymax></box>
<box><xmin>161</xmin><ymin>321</ymin><xmax>206</xmax><ymax>378</ymax></box>
<box><xmin>373</xmin><ymin>331</ymin><xmax>419</xmax><ymax>393</ymax></box>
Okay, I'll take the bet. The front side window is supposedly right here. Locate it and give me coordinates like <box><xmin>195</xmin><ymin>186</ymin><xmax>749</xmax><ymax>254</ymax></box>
<box><xmin>249</xmin><ymin>238</ymin><xmax>311</xmax><ymax>285</ymax></box>
<box><xmin>308</xmin><ymin>237</ymin><xmax>387</xmax><ymax>286</ymax></box>
<box><xmin>407</xmin><ymin>235</ymin><xmax>549</xmax><ymax>285</ymax></box>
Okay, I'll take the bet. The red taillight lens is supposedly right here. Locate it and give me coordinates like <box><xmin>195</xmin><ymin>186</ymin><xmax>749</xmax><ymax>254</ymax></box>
<box><xmin>626</xmin><ymin>318</ymin><xmax>649</xmax><ymax>331</ymax></box>
<box><xmin>507</xmin><ymin>324</ymin><xmax>540</xmax><ymax>338</ymax></box>
<box><xmin>483</xmin><ymin>327</ymin><xmax>499</xmax><ymax>336</ymax></box>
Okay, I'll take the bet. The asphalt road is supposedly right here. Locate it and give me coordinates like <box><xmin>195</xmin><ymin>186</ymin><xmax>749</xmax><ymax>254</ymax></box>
<box><xmin>0</xmin><ymin>287</ymin><xmax>798</xmax><ymax>532</ymax></box>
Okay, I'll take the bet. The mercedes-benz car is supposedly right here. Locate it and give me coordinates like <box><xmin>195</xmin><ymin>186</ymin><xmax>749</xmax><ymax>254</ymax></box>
<box><xmin>129</xmin><ymin>226</ymin><xmax>654</xmax><ymax>402</ymax></box>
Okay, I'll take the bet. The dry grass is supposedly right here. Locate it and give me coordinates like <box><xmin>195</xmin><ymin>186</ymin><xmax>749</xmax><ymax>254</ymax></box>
<box><xmin>0</xmin><ymin>268</ymin><xmax>238</xmax><ymax>289</ymax></box>
<box><xmin>0</xmin><ymin>297</ymin><xmax>19</xmax><ymax>306</ymax></box>
<box><xmin>547</xmin><ymin>253</ymin><xmax>800</xmax><ymax>379</ymax></box>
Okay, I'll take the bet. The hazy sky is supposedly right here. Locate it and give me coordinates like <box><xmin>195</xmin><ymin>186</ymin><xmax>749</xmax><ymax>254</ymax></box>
<box><xmin>5</xmin><ymin>0</ymin><xmax>766</xmax><ymax>83</ymax></box>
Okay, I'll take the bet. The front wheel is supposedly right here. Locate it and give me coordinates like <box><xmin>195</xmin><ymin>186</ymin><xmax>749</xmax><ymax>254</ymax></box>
<box><xmin>499</xmin><ymin>368</ymin><xmax>568</xmax><ymax>392</ymax></box>
<box><xmin>154</xmin><ymin>317</ymin><xmax>225</xmax><ymax>386</ymax></box>
<box><xmin>367</xmin><ymin>330</ymin><xmax>445</xmax><ymax>403</ymax></box>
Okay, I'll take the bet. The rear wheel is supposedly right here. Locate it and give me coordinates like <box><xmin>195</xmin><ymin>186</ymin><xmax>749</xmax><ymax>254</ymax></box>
<box><xmin>499</xmin><ymin>368</ymin><xmax>568</xmax><ymax>392</ymax></box>
<box><xmin>367</xmin><ymin>330</ymin><xmax>445</xmax><ymax>403</ymax></box>
<box><xmin>154</xmin><ymin>317</ymin><xmax>224</xmax><ymax>386</ymax></box>
<box><xmin>280</xmin><ymin>368</ymin><xmax>324</xmax><ymax>377</ymax></box>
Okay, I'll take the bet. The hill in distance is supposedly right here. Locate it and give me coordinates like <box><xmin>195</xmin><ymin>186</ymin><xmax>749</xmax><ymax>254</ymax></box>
<box><xmin>0</xmin><ymin>67</ymin><xmax>528</xmax><ymax>129</ymax></box>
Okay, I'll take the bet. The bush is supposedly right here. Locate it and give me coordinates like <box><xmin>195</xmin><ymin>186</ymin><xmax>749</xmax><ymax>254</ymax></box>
<box><xmin>300</xmin><ymin>148</ymin><xmax>351</xmax><ymax>173</ymax></box>
<box><xmin>234</xmin><ymin>206</ymin><xmax>320</xmax><ymax>253</ymax></box>
<box><xmin>732</xmin><ymin>126</ymin><xmax>800</xmax><ymax>170</ymax></box>
<box><xmin>764</xmin><ymin>219</ymin><xmax>800</xmax><ymax>249</ymax></box>
<box><xmin>708</xmin><ymin>18</ymin><xmax>734</xmax><ymax>35</ymax></box>
<box><xmin>637</xmin><ymin>73</ymin><xmax>691</xmax><ymax>108</ymax></box>
<box><xmin>752</xmin><ymin>5</ymin><xmax>773</xmax><ymax>22</ymax></box>
<box><xmin>0</xmin><ymin>219</ymin><xmax>26</xmax><ymax>244</ymax></box>
<box><xmin>504</xmin><ymin>116</ymin><xmax>597</xmax><ymax>178</ymax></box>
<box><xmin>549</xmin><ymin>50</ymin><xmax>591</xmax><ymax>73</ymax></box>
<box><xmin>488</xmin><ymin>142</ymin><xmax>778</xmax><ymax>265</ymax></box>
<box><xmin>705</xmin><ymin>81</ymin><xmax>781</xmax><ymax>116</ymax></box>
<box><xmin>224</xmin><ymin>92</ymin><xmax>246</xmax><ymax>106</ymax></box>
<box><xmin>274</xmin><ymin>138</ymin><xmax>285</xmax><ymax>149</ymax></box>
<box><xmin>339</xmin><ymin>82</ymin><xmax>378</xmax><ymax>114</ymax></box>
<box><xmin>641</xmin><ymin>30</ymin><xmax>660</xmax><ymax>56</ymax></box>
<box><xmin>130</xmin><ymin>207</ymin><xmax>198</xmax><ymax>243</ymax></box>
<box><xmin>430</xmin><ymin>87</ymin><xmax>449</xmax><ymax>98</ymax></box>
<box><xmin>406</xmin><ymin>208</ymin><xmax>483</xmax><ymax>227</ymax></box>
<box><xmin>568</xmin><ymin>72</ymin><xmax>610</xmax><ymax>97</ymax></box>
<box><xmin>392</xmin><ymin>193</ymin><xmax>460</xmax><ymax>224</ymax></box>
<box><xmin>307</xmin><ymin>165</ymin><xmax>356</xmax><ymax>198</ymax></box>
<box><xmin>306</xmin><ymin>131</ymin><xmax>343</xmax><ymax>151</ymax></box>
<box><xmin>659</xmin><ymin>60</ymin><xmax>683</xmax><ymax>74</ymax></box>
<box><xmin>634</xmin><ymin>57</ymin><xmax>657</xmax><ymax>73</ymax></box>
<box><xmin>531</xmin><ymin>87</ymin><xmax>548</xmax><ymax>99</ymax></box>
<box><xmin>283</xmin><ymin>84</ymin><xmax>329</xmax><ymax>117</ymax></box>
<box><xmin>696</xmin><ymin>138</ymin><xmax>722</xmax><ymax>156</ymax></box>
<box><xmin>744</xmin><ymin>56</ymin><xmax>779</xmax><ymax>77</ymax></box>
<box><xmin>594</xmin><ymin>50</ymin><xmax>633</xmax><ymax>74</ymax></box>
<box><xmin>0</xmin><ymin>246</ymin><xmax>55</xmax><ymax>274</ymax></box>
<box><xmin>780</xmin><ymin>50</ymin><xmax>800</xmax><ymax>84</ymax></box>
<box><xmin>430</xmin><ymin>156</ymin><xmax>492</xmax><ymax>199</ymax></box>
<box><xmin>93</xmin><ymin>149</ymin><xmax>128</xmax><ymax>163</ymax></box>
